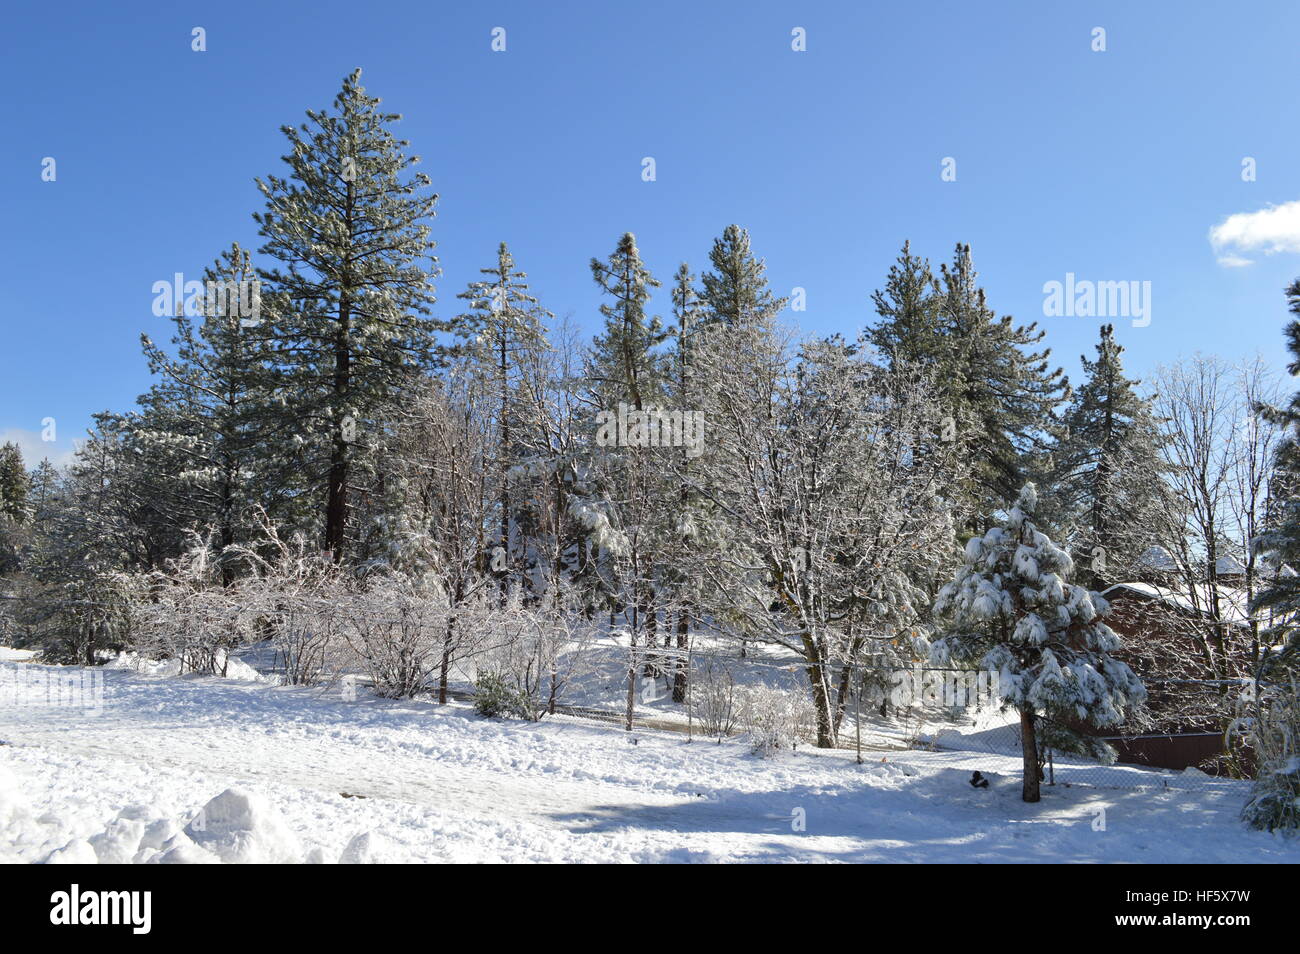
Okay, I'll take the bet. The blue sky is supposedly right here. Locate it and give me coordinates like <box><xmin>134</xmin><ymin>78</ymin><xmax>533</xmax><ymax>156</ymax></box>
<box><xmin>3</xmin><ymin>0</ymin><xmax>1299</xmax><ymax>466</ymax></box>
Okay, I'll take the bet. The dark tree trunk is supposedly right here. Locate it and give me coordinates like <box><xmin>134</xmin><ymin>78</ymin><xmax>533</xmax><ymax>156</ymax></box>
<box><xmin>672</xmin><ymin>609</ymin><xmax>689</xmax><ymax>703</ymax></box>
<box><xmin>1020</xmin><ymin>708</ymin><xmax>1041</xmax><ymax>802</ymax></box>
<box><xmin>806</xmin><ymin>660</ymin><xmax>836</xmax><ymax>748</ymax></box>
<box><xmin>642</xmin><ymin>588</ymin><xmax>658</xmax><ymax>678</ymax></box>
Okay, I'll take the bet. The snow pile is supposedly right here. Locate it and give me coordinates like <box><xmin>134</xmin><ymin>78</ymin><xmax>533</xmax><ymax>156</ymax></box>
<box><xmin>0</xmin><ymin>762</ymin><xmax>33</xmax><ymax>862</ymax></box>
<box><xmin>104</xmin><ymin>650</ymin><xmax>272</xmax><ymax>684</ymax></box>
<box><xmin>184</xmin><ymin>789</ymin><xmax>303</xmax><ymax>864</ymax></box>
<box><xmin>339</xmin><ymin>830</ymin><xmax>400</xmax><ymax>864</ymax></box>
<box><xmin>45</xmin><ymin>839</ymin><xmax>98</xmax><ymax>863</ymax></box>
<box><xmin>88</xmin><ymin>806</ymin><xmax>151</xmax><ymax>863</ymax></box>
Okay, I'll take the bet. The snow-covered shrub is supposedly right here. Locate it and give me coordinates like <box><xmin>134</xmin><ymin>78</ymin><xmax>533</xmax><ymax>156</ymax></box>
<box><xmin>128</xmin><ymin>539</ymin><xmax>246</xmax><ymax>675</ymax></box>
<box><xmin>739</xmin><ymin>683</ymin><xmax>813</xmax><ymax>756</ymax></box>
<box><xmin>471</xmin><ymin>592</ymin><xmax>601</xmax><ymax>718</ymax></box>
<box><xmin>1241</xmin><ymin>675</ymin><xmax>1300</xmax><ymax>833</ymax></box>
<box><xmin>340</xmin><ymin>573</ymin><xmax>450</xmax><ymax>698</ymax></box>
<box><xmin>236</xmin><ymin>522</ymin><xmax>351</xmax><ymax>686</ymax></box>
<box><xmin>691</xmin><ymin>658</ymin><xmax>740</xmax><ymax>740</ymax></box>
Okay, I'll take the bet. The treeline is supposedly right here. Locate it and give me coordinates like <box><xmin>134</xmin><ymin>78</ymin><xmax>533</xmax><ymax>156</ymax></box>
<box><xmin>1</xmin><ymin>70</ymin><xmax>1298</xmax><ymax>756</ymax></box>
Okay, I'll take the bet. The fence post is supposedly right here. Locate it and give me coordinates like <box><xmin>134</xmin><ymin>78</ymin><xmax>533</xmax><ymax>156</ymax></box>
<box><xmin>855</xmin><ymin>668</ymin><xmax>863</xmax><ymax>765</ymax></box>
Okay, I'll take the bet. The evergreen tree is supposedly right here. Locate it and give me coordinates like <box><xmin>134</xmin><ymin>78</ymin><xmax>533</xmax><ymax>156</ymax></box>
<box><xmin>254</xmin><ymin>69</ymin><xmax>441</xmax><ymax>561</ymax></box>
<box><xmin>27</xmin><ymin>459</ymin><xmax>59</xmax><ymax>519</ymax></box>
<box><xmin>587</xmin><ymin>232</ymin><xmax>665</xmax><ymax>410</ymax></box>
<box><xmin>869</xmin><ymin>243</ymin><xmax>1068</xmax><ymax>523</ymax></box>
<box><xmin>663</xmin><ymin>263</ymin><xmax>709</xmax><ymax>700</ymax></box>
<box><xmin>20</xmin><ymin>429</ymin><xmax>154</xmax><ymax>662</ymax></box>
<box><xmin>0</xmin><ymin>442</ymin><xmax>28</xmax><ymax>523</ymax></box>
<box><xmin>865</xmin><ymin>241</ymin><xmax>943</xmax><ymax>365</ymax></box>
<box><xmin>0</xmin><ymin>442</ymin><xmax>28</xmax><ymax>575</ymax></box>
<box><xmin>453</xmin><ymin>242</ymin><xmax>554</xmax><ymax>590</ymax></box>
<box><xmin>132</xmin><ymin>243</ymin><xmax>269</xmax><ymax>580</ymax></box>
<box><xmin>1254</xmin><ymin>277</ymin><xmax>1300</xmax><ymax>663</ymax></box>
<box><xmin>1046</xmin><ymin>324</ymin><xmax>1166</xmax><ymax>586</ymax></box>
<box><xmin>699</xmin><ymin>224</ymin><xmax>787</xmax><ymax>330</ymax></box>
<box><xmin>931</xmin><ymin>484</ymin><xmax>1146</xmax><ymax>801</ymax></box>
<box><xmin>584</xmin><ymin>232</ymin><xmax>670</xmax><ymax>721</ymax></box>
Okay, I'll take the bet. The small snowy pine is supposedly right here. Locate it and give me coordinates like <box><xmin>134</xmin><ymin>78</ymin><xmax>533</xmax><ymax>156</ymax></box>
<box><xmin>929</xmin><ymin>483</ymin><xmax>1146</xmax><ymax>801</ymax></box>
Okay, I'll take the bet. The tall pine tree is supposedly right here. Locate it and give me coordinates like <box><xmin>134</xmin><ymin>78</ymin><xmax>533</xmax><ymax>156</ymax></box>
<box><xmin>700</xmin><ymin>224</ymin><xmax>787</xmax><ymax>330</ymax></box>
<box><xmin>1254</xmin><ymin>277</ymin><xmax>1300</xmax><ymax>664</ymax></box>
<box><xmin>133</xmin><ymin>243</ymin><xmax>269</xmax><ymax>579</ymax></box>
<box><xmin>1045</xmin><ymin>324</ymin><xmax>1165</xmax><ymax>587</ymax></box>
<box><xmin>254</xmin><ymin>69</ymin><xmax>441</xmax><ymax>561</ymax></box>
<box><xmin>454</xmin><ymin>242</ymin><xmax>553</xmax><ymax>590</ymax></box>
<box><xmin>870</xmin><ymin>242</ymin><xmax>1067</xmax><ymax>524</ymax></box>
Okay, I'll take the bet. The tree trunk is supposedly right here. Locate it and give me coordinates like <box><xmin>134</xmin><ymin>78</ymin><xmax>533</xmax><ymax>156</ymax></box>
<box><xmin>625</xmin><ymin>636</ymin><xmax>636</xmax><ymax>731</ymax></box>
<box><xmin>806</xmin><ymin>661</ymin><xmax>836</xmax><ymax>748</ymax></box>
<box><xmin>438</xmin><ymin>618</ymin><xmax>453</xmax><ymax>705</ymax></box>
<box><xmin>1020</xmin><ymin>708</ymin><xmax>1041</xmax><ymax>803</ymax></box>
<box><xmin>324</xmin><ymin>175</ymin><xmax>356</xmax><ymax>562</ymax></box>
<box><xmin>672</xmin><ymin>610</ymin><xmax>689</xmax><ymax>703</ymax></box>
<box><xmin>642</xmin><ymin>587</ymin><xmax>658</xmax><ymax>677</ymax></box>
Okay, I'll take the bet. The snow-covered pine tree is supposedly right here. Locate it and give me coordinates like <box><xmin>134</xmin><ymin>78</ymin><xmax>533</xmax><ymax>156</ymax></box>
<box><xmin>132</xmin><ymin>243</ymin><xmax>269</xmax><ymax>581</ymax></box>
<box><xmin>870</xmin><ymin>244</ymin><xmax>1067</xmax><ymax>527</ymax></box>
<box><xmin>584</xmin><ymin>232</ymin><xmax>670</xmax><ymax>725</ymax></box>
<box><xmin>0</xmin><ymin>442</ymin><xmax>27</xmax><ymax>523</ymax></box>
<box><xmin>25</xmin><ymin>458</ymin><xmax>59</xmax><ymax>524</ymax></box>
<box><xmin>1044</xmin><ymin>324</ymin><xmax>1165</xmax><ymax>587</ymax></box>
<box><xmin>663</xmin><ymin>263</ymin><xmax>709</xmax><ymax>701</ymax></box>
<box><xmin>254</xmin><ymin>69</ymin><xmax>441</xmax><ymax>562</ymax></box>
<box><xmin>587</xmin><ymin>232</ymin><xmax>666</xmax><ymax>411</ymax></box>
<box><xmin>454</xmin><ymin>242</ymin><xmax>553</xmax><ymax>593</ymax></box>
<box><xmin>19</xmin><ymin>426</ymin><xmax>152</xmax><ymax>663</ymax></box>
<box><xmin>930</xmin><ymin>483</ymin><xmax>1146</xmax><ymax>801</ymax></box>
<box><xmin>1254</xmin><ymin>277</ymin><xmax>1300</xmax><ymax>662</ymax></box>
<box><xmin>0</xmin><ymin>442</ymin><xmax>28</xmax><ymax>575</ymax></box>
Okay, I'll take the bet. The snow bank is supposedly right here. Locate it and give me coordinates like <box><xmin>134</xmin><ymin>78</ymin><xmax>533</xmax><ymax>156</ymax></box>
<box><xmin>104</xmin><ymin>650</ymin><xmax>273</xmax><ymax>684</ymax></box>
<box><xmin>185</xmin><ymin>789</ymin><xmax>303</xmax><ymax>864</ymax></box>
<box><xmin>339</xmin><ymin>830</ymin><xmax>400</xmax><ymax>864</ymax></box>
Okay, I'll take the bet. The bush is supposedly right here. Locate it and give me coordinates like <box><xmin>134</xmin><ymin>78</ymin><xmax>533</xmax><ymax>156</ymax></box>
<box><xmin>739</xmin><ymin>683</ymin><xmax>814</xmax><ymax>757</ymax></box>
<box><xmin>1241</xmin><ymin>675</ymin><xmax>1300</xmax><ymax>833</ymax></box>
<box><xmin>690</xmin><ymin>658</ymin><xmax>739</xmax><ymax>740</ymax></box>
<box><xmin>474</xmin><ymin>671</ymin><xmax>537</xmax><ymax>720</ymax></box>
<box><xmin>341</xmin><ymin>575</ymin><xmax>450</xmax><ymax>699</ymax></box>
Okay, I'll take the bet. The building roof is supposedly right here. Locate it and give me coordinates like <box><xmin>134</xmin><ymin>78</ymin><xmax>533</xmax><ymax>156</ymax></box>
<box><xmin>1101</xmin><ymin>581</ymin><xmax>1252</xmax><ymax>628</ymax></box>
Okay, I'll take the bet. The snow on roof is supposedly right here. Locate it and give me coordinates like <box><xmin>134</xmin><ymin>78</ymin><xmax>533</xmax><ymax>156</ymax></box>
<box><xmin>1137</xmin><ymin>546</ymin><xmax>1177</xmax><ymax>572</ymax></box>
<box><xmin>1215</xmin><ymin>554</ymin><xmax>1247</xmax><ymax>576</ymax></box>
<box><xmin>1101</xmin><ymin>581</ymin><xmax>1252</xmax><ymax>627</ymax></box>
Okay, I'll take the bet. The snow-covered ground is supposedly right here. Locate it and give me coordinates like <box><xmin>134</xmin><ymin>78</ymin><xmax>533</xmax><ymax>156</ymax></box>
<box><xmin>1</xmin><ymin>652</ymin><xmax>1296</xmax><ymax>863</ymax></box>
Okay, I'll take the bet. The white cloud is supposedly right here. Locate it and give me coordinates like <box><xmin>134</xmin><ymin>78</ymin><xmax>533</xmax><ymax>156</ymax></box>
<box><xmin>0</xmin><ymin>429</ymin><xmax>77</xmax><ymax>469</ymax></box>
<box><xmin>1209</xmin><ymin>198</ymin><xmax>1300</xmax><ymax>267</ymax></box>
